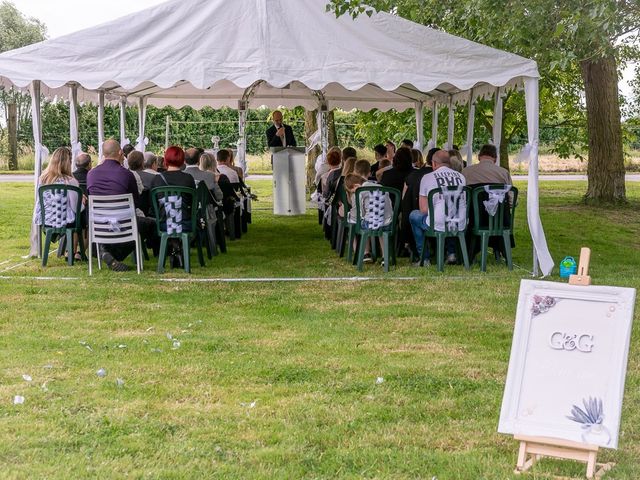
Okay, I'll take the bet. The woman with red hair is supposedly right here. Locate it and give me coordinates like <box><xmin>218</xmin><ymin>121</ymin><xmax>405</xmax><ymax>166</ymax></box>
<box><xmin>151</xmin><ymin>146</ymin><xmax>196</xmax><ymax>268</ymax></box>
<box><xmin>151</xmin><ymin>146</ymin><xmax>196</xmax><ymax>188</ymax></box>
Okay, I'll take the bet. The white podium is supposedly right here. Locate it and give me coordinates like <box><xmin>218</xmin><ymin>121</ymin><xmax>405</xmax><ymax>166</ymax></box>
<box><xmin>271</xmin><ymin>147</ymin><xmax>306</xmax><ymax>216</ymax></box>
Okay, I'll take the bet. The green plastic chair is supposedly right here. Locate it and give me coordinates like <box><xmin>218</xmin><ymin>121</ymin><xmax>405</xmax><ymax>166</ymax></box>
<box><xmin>151</xmin><ymin>186</ymin><xmax>204</xmax><ymax>273</ymax></box>
<box><xmin>347</xmin><ymin>185</ymin><xmax>401</xmax><ymax>272</ymax></box>
<box><xmin>335</xmin><ymin>180</ymin><xmax>351</xmax><ymax>257</ymax></box>
<box><xmin>418</xmin><ymin>186</ymin><xmax>471</xmax><ymax>272</ymax></box>
<box><xmin>37</xmin><ymin>184</ymin><xmax>86</xmax><ymax>267</ymax></box>
<box><xmin>470</xmin><ymin>185</ymin><xmax>519</xmax><ymax>272</ymax></box>
<box><xmin>195</xmin><ymin>181</ymin><xmax>218</xmax><ymax>260</ymax></box>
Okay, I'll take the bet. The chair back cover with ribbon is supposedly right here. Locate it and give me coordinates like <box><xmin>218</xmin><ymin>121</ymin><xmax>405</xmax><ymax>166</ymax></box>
<box><xmin>364</xmin><ymin>188</ymin><xmax>388</xmax><ymax>230</ymax></box>
<box><xmin>483</xmin><ymin>185</ymin><xmax>512</xmax><ymax>217</ymax></box>
<box><xmin>439</xmin><ymin>185</ymin><xmax>467</xmax><ymax>233</ymax></box>
<box><xmin>150</xmin><ymin>186</ymin><xmax>197</xmax><ymax>237</ymax></box>
<box><xmin>35</xmin><ymin>183</ymin><xmax>81</xmax><ymax>228</ymax></box>
<box><xmin>353</xmin><ymin>185</ymin><xmax>397</xmax><ymax>231</ymax></box>
<box><xmin>159</xmin><ymin>195</ymin><xmax>183</xmax><ymax>234</ymax></box>
<box><xmin>88</xmin><ymin>194</ymin><xmax>139</xmax><ymax>245</ymax></box>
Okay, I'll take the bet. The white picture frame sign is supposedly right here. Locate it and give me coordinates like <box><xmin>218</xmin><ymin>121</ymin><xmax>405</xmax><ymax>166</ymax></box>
<box><xmin>499</xmin><ymin>280</ymin><xmax>636</xmax><ymax>449</ymax></box>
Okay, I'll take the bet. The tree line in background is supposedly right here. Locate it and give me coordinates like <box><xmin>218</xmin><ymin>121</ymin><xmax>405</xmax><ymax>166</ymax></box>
<box><xmin>1</xmin><ymin>0</ymin><xmax>640</xmax><ymax>203</ymax></box>
<box><xmin>6</xmin><ymin>98</ymin><xmax>640</xmax><ymax>158</ymax></box>
<box><xmin>326</xmin><ymin>0</ymin><xmax>640</xmax><ymax>203</ymax></box>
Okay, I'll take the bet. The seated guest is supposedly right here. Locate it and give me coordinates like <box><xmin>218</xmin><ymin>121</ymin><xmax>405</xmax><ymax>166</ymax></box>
<box><xmin>73</xmin><ymin>153</ymin><xmax>92</xmax><ymax>194</ymax></box>
<box><xmin>449</xmin><ymin>149</ymin><xmax>464</xmax><ymax>173</ymax></box>
<box><xmin>126</xmin><ymin>150</ymin><xmax>146</xmax><ymax>194</ymax></box>
<box><xmin>380</xmin><ymin>147</ymin><xmax>413</xmax><ymax>194</ymax></box>
<box><xmin>409</xmin><ymin>150</ymin><xmax>466</xmax><ymax>266</ymax></box>
<box><xmin>400</xmin><ymin>148</ymin><xmax>437</xmax><ymax>258</ymax></box>
<box><xmin>385</xmin><ymin>140</ymin><xmax>396</xmax><ymax>161</ymax></box>
<box><xmin>139</xmin><ymin>153</ymin><xmax>159</xmax><ymax>190</ymax></box>
<box><xmin>342</xmin><ymin>146</ymin><xmax>357</xmax><ymax>163</ymax></box>
<box><xmin>34</xmin><ymin>146</ymin><xmax>83</xmax><ymax>228</ymax></box>
<box><xmin>151</xmin><ymin>146</ymin><xmax>197</xmax><ymax>190</ymax></box>
<box><xmin>375</xmin><ymin>159</ymin><xmax>391</xmax><ymax>182</ymax></box>
<box><xmin>228</xmin><ymin>149</ymin><xmax>245</xmax><ymax>181</ymax></box>
<box><xmin>462</xmin><ymin>144</ymin><xmax>512</xmax><ymax>185</ymax></box>
<box><xmin>157</xmin><ymin>154</ymin><xmax>167</xmax><ymax>173</ymax></box>
<box><xmin>354</xmin><ymin>159</ymin><xmax>372</xmax><ymax>180</ymax></box>
<box><xmin>216</xmin><ymin>149</ymin><xmax>240</xmax><ymax>184</ymax></box>
<box><xmin>345</xmin><ymin>172</ymin><xmax>393</xmax><ymax>263</ymax></box>
<box><xmin>401</xmin><ymin>139</ymin><xmax>414</xmax><ymax>149</ymax></box>
<box><xmin>151</xmin><ymin>146</ymin><xmax>196</xmax><ymax>268</ymax></box>
<box><xmin>321</xmin><ymin>149</ymin><xmax>343</xmax><ymax>201</ymax></box>
<box><xmin>122</xmin><ymin>143</ymin><xmax>135</xmax><ymax>169</ymax></box>
<box><xmin>185</xmin><ymin>147</ymin><xmax>218</xmax><ymax>191</ymax></box>
<box><xmin>199</xmin><ymin>152</ymin><xmax>224</xmax><ymax>202</ymax></box>
<box><xmin>341</xmin><ymin>156</ymin><xmax>357</xmax><ymax>178</ymax></box>
<box><xmin>314</xmin><ymin>161</ymin><xmax>331</xmax><ymax>188</ymax></box>
<box><xmin>87</xmin><ymin>140</ymin><xmax>156</xmax><ymax>271</ymax></box>
<box><xmin>369</xmin><ymin>144</ymin><xmax>387</xmax><ymax>179</ymax></box>
<box><xmin>462</xmin><ymin>144</ymin><xmax>514</xmax><ymax>259</ymax></box>
<box><xmin>411</xmin><ymin>149</ymin><xmax>424</xmax><ymax>169</ymax></box>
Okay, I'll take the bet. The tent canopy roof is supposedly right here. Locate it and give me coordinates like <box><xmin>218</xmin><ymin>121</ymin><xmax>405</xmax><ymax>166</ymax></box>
<box><xmin>0</xmin><ymin>0</ymin><xmax>539</xmax><ymax>111</ymax></box>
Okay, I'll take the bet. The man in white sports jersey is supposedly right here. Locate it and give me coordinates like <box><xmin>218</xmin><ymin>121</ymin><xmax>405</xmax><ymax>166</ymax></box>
<box><xmin>409</xmin><ymin>150</ymin><xmax>466</xmax><ymax>266</ymax></box>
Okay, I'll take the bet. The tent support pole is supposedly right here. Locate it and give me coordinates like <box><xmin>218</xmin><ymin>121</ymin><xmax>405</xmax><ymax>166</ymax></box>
<box><xmin>119</xmin><ymin>96</ymin><xmax>127</xmax><ymax>147</ymax></box>
<box><xmin>465</xmin><ymin>90</ymin><xmax>475</xmax><ymax>166</ymax></box>
<box><xmin>98</xmin><ymin>91</ymin><xmax>105</xmax><ymax>161</ymax></box>
<box><xmin>164</xmin><ymin>115</ymin><xmax>170</xmax><ymax>150</ymax></box>
<box><xmin>447</xmin><ymin>96</ymin><xmax>455</xmax><ymax>150</ymax></box>
<box><xmin>320</xmin><ymin>100</ymin><xmax>329</xmax><ymax>163</ymax></box>
<box><xmin>238</xmin><ymin>100</ymin><xmax>248</xmax><ymax>175</ymax></box>
<box><xmin>414</xmin><ymin>101</ymin><xmax>424</xmax><ymax>151</ymax></box>
<box><xmin>137</xmin><ymin>96</ymin><xmax>148</xmax><ymax>152</ymax></box>
<box><xmin>493</xmin><ymin>87</ymin><xmax>503</xmax><ymax>165</ymax></box>
<box><xmin>428</xmin><ymin>103</ymin><xmax>438</xmax><ymax>150</ymax></box>
<box><xmin>29</xmin><ymin>80</ymin><xmax>43</xmax><ymax>258</ymax></box>
<box><xmin>69</xmin><ymin>84</ymin><xmax>80</xmax><ymax>171</ymax></box>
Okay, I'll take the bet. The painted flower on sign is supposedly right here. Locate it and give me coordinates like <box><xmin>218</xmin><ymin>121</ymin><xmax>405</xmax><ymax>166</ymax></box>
<box><xmin>531</xmin><ymin>295</ymin><xmax>557</xmax><ymax>317</ymax></box>
<box><xmin>567</xmin><ymin>396</ymin><xmax>611</xmax><ymax>445</ymax></box>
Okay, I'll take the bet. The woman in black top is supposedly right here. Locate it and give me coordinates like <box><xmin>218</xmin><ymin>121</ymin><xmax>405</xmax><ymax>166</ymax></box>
<box><xmin>380</xmin><ymin>147</ymin><xmax>413</xmax><ymax>197</ymax></box>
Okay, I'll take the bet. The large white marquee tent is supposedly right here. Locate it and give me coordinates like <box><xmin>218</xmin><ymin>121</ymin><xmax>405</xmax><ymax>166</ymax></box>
<box><xmin>0</xmin><ymin>0</ymin><xmax>554</xmax><ymax>275</ymax></box>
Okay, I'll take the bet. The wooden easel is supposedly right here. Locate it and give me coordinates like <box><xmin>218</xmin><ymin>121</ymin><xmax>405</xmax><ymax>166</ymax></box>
<box><xmin>513</xmin><ymin>248</ymin><xmax>615</xmax><ymax>479</ymax></box>
<box><xmin>514</xmin><ymin>434</ymin><xmax>613</xmax><ymax>479</ymax></box>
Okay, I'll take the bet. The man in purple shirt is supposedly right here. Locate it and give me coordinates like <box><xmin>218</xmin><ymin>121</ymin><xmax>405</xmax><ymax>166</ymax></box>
<box><xmin>88</xmin><ymin>139</ymin><xmax>155</xmax><ymax>271</ymax></box>
<box><xmin>88</xmin><ymin>140</ymin><xmax>139</xmax><ymax>202</ymax></box>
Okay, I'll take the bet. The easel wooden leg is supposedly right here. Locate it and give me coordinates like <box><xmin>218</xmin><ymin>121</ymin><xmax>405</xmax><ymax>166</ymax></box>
<box><xmin>513</xmin><ymin>435</ymin><xmax>614</xmax><ymax>479</ymax></box>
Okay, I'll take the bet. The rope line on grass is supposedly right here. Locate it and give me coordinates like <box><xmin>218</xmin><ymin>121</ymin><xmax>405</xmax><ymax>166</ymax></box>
<box><xmin>0</xmin><ymin>270</ymin><xmax>539</xmax><ymax>283</ymax></box>
<box><xmin>0</xmin><ymin>260</ymin><xmax>32</xmax><ymax>273</ymax></box>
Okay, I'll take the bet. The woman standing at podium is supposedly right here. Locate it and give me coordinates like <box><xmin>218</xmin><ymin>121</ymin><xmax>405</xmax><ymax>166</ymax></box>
<box><xmin>266</xmin><ymin>110</ymin><xmax>297</xmax><ymax>148</ymax></box>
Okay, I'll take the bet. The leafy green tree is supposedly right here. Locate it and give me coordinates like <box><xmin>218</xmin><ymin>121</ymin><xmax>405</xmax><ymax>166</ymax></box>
<box><xmin>0</xmin><ymin>1</ymin><xmax>46</xmax><ymax>169</ymax></box>
<box><xmin>327</xmin><ymin>0</ymin><xmax>639</xmax><ymax>203</ymax></box>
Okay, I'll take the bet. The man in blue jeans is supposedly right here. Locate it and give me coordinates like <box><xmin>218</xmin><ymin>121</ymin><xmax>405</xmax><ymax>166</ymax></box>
<box><xmin>410</xmin><ymin>150</ymin><xmax>466</xmax><ymax>266</ymax></box>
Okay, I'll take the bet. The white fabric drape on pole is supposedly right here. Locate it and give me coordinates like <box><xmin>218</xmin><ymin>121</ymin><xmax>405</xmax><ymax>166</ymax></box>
<box><xmin>492</xmin><ymin>87</ymin><xmax>503</xmax><ymax>165</ymax></box>
<box><xmin>98</xmin><ymin>91</ymin><xmax>105</xmax><ymax>161</ymax></box>
<box><xmin>465</xmin><ymin>92</ymin><xmax>475</xmax><ymax>166</ymax></box>
<box><xmin>524</xmin><ymin>77</ymin><xmax>554</xmax><ymax>276</ymax></box>
<box><xmin>136</xmin><ymin>96</ymin><xmax>148</xmax><ymax>152</ymax></box>
<box><xmin>69</xmin><ymin>84</ymin><xmax>80</xmax><ymax>171</ymax></box>
<box><xmin>237</xmin><ymin>103</ymin><xmax>248</xmax><ymax>174</ymax></box>
<box><xmin>119</xmin><ymin>96</ymin><xmax>128</xmax><ymax>147</ymax></box>
<box><xmin>29</xmin><ymin>80</ymin><xmax>43</xmax><ymax>257</ymax></box>
<box><xmin>446</xmin><ymin>98</ymin><xmax>455</xmax><ymax>150</ymax></box>
<box><xmin>414</xmin><ymin>101</ymin><xmax>424</xmax><ymax>151</ymax></box>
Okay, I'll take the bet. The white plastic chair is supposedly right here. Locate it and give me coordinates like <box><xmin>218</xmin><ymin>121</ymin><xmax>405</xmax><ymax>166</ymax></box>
<box><xmin>88</xmin><ymin>194</ymin><xmax>143</xmax><ymax>275</ymax></box>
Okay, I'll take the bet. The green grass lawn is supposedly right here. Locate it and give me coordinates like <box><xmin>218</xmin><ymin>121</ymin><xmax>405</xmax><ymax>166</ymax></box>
<box><xmin>0</xmin><ymin>180</ymin><xmax>639</xmax><ymax>479</ymax></box>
